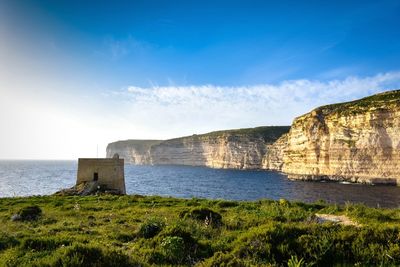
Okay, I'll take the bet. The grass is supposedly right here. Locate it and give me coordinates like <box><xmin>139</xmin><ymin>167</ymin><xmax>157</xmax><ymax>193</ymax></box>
<box><xmin>309</xmin><ymin>89</ymin><xmax>400</xmax><ymax>118</ymax></box>
<box><xmin>0</xmin><ymin>195</ymin><xmax>400</xmax><ymax>266</ymax></box>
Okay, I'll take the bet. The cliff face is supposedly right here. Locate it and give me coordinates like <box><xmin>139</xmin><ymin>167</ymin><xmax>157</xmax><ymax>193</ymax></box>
<box><xmin>107</xmin><ymin>90</ymin><xmax>400</xmax><ymax>184</ymax></box>
<box><xmin>261</xmin><ymin>133</ymin><xmax>288</xmax><ymax>170</ymax></box>
<box><xmin>106</xmin><ymin>140</ymin><xmax>162</xmax><ymax>164</ymax></box>
<box><xmin>151</xmin><ymin>134</ymin><xmax>266</xmax><ymax>169</ymax></box>
<box><xmin>273</xmin><ymin>90</ymin><xmax>400</xmax><ymax>184</ymax></box>
<box><xmin>107</xmin><ymin>127</ymin><xmax>290</xmax><ymax>169</ymax></box>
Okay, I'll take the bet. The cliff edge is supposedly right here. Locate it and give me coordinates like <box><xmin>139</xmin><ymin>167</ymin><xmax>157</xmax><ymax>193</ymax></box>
<box><xmin>267</xmin><ymin>89</ymin><xmax>400</xmax><ymax>184</ymax></box>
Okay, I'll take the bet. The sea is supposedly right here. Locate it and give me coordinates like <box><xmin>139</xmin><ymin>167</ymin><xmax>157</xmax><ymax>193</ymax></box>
<box><xmin>0</xmin><ymin>160</ymin><xmax>399</xmax><ymax>208</ymax></box>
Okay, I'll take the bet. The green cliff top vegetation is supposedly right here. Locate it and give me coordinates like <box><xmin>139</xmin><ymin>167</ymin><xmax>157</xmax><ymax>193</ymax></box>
<box><xmin>313</xmin><ymin>89</ymin><xmax>400</xmax><ymax>117</ymax></box>
<box><xmin>165</xmin><ymin>126</ymin><xmax>291</xmax><ymax>144</ymax></box>
<box><xmin>108</xmin><ymin>126</ymin><xmax>291</xmax><ymax>150</ymax></box>
<box><xmin>1</xmin><ymin>195</ymin><xmax>400</xmax><ymax>266</ymax></box>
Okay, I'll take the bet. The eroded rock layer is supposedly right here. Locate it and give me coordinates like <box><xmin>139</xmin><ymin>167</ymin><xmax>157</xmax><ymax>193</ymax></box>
<box><xmin>272</xmin><ymin>90</ymin><xmax>400</xmax><ymax>184</ymax></box>
<box><xmin>151</xmin><ymin>133</ymin><xmax>266</xmax><ymax>169</ymax></box>
<box><xmin>106</xmin><ymin>140</ymin><xmax>162</xmax><ymax>164</ymax></box>
<box><xmin>107</xmin><ymin>127</ymin><xmax>290</xmax><ymax>169</ymax></box>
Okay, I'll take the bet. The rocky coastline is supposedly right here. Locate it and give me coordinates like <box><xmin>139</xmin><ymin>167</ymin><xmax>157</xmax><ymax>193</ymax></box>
<box><xmin>107</xmin><ymin>90</ymin><xmax>400</xmax><ymax>185</ymax></box>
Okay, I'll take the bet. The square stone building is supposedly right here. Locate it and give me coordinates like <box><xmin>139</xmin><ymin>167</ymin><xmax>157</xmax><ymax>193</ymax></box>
<box><xmin>76</xmin><ymin>154</ymin><xmax>126</xmax><ymax>194</ymax></box>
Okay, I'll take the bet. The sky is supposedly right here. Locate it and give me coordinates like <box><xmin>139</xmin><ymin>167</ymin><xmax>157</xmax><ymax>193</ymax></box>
<box><xmin>1</xmin><ymin>0</ymin><xmax>400</xmax><ymax>159</ymax></box>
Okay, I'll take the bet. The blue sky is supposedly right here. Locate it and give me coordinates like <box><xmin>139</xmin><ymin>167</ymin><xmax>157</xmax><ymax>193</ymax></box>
<box><xmin>1</xmin><ymin>0</ymin><xmax>400</xmax><ymax>158</ymax></box>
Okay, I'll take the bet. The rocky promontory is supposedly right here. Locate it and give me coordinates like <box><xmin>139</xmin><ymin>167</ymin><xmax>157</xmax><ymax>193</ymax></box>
<box><xmin>268</xmin><ymin>90</ymin><xmax>400</xmax><ymax>184</ymax></box>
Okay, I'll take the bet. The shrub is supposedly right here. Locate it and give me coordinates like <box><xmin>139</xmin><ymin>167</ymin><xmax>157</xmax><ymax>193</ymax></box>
<box><xmin>161</xmin><ymin>224</ymin><xmax>197</xmax><ymax>249</ymax></box>
<box><xmin>13</xmin><ymin>205</ymin><xmax>42</xmax><ymax>221</ymax></box>
<box><xmin>181</xmin><ymin>208</ymin><xmax>222</xmax><ymax>227</ymax></box>
<box><xmin>295</xmin><ymin>226</ymin><xmax>336</xmax><ymax>265</ymax></box>
<box><xmin>233</xmin><ymin>223</ymin><xmax>308</xmax><ymax>264</ymax></box>
<box><xmin>161</xmin><ymin>236</ymin><xmax>185</xmax><ymax>262</ymax></box>
<box><xmin>138</xmin><ymin>218</ymin><xmax>165</xmax><ymax>238</ymax></box>
<box><xmin>0</xmin><ymin>233</ymin><xmax>19</xmax><ymax>251</ymax></box>
<box><xmin>159</xmin><ymin>223</ymin><xmax>213</xmax><ymax>264</ymax></box>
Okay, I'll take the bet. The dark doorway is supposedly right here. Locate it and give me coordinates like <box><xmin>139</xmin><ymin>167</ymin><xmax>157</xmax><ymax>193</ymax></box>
<box><xmin>93</xmin><ymin>172</ymin><xmax>99</xmax><ymax>181</ymax></box>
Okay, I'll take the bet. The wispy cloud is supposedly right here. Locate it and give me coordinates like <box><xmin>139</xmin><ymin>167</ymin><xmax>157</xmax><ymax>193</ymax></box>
<box><xmin>105</xmin><ymin>71</ymin><xmax>400</xmax><ymax>138</ymax></box>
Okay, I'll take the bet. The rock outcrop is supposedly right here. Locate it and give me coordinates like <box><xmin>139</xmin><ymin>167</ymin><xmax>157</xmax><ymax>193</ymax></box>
<box><xmin>54</xmin><ymin>181</ymin><xmax>124</xmax><ymax>196</ymax></box>
<box><xmin>267</xmin><ymin>90</ymin><xmax>400</xmax><ymax>184</ymax></box>
<box><xmin>261</xmin><ymin>133</ymin><xmax>288</xmax><ymax>170</ymax></box>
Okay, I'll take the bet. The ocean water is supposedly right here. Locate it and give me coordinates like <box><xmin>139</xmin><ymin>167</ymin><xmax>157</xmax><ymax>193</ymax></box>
<box><xmin>0</xmin><ymin>160</ymin><xmax>400</xmax><ymax>208</ymax></box>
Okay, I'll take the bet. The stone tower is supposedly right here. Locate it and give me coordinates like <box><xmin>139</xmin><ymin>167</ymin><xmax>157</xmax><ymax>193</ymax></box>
<box><xmin>76</xmin><ymin>153</ymin><xmax>126</xmax><ymax>194</ymax></box>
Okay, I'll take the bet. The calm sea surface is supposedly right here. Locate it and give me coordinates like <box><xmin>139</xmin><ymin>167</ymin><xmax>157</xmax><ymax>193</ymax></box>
<box><xmin>0</xmin><ymin>160</ymin><xmax>399</xmax><ymax>208</ymax></box>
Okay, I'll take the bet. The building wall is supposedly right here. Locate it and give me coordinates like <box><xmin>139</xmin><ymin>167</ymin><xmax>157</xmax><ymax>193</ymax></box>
<box><xmin>77</xmin><ymin>158</ymin><xmax>125</xmax><ymax>194</ymax></box>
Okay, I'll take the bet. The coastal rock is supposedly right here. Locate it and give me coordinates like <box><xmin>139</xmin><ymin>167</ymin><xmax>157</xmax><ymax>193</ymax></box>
<box><xmin>106</xmin><ymin>140</ymin><xmax>162</xmax><ymax>164</ymax></box>
<box><xmin>107</xmin><ymin>127</ymin><xmax>290</xmax><ymax>170</ymax></box>
<box><xmin>274</xmin><ymin>90</ymin><xmax>400</xmax><ymax>184</ymax></box>
<box><xmin>54</xmin><ymin>181</ymin><xmax>123</xmax><ymax>196</ymax></box>
<box><xmin>150</xmin><ymin>134</ymin><xmax>266</xmax><ymax>169</ymax></box>
<box><xmin>262</xmin><ymin>133</ymin><xmax>288</xmax><ymax>170</ymax></box>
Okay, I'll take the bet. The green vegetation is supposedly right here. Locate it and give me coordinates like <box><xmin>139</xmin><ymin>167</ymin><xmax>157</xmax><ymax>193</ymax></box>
<box><xmin>1</xmin><ymin>195</ymin><xmax>400</xmax><ymax>266</ymax></box>
<box><xmin>108</xmin><ymin>126</ymin><xmax>290</xmax><ymax>153</ymax></box>
<box><xmin>12</xmin><ymin>205</ymin><xmax>42</xmax><ymax>221</ymax></box>
<box><xmin>168</xmin><ymin>126</ymin><xmax>291</xmax><ymax>143</ymax></box>
<box><xmin>312</xmin><ymin>89</ymin><xmax>400</xmax><ymax>117</ymax></box>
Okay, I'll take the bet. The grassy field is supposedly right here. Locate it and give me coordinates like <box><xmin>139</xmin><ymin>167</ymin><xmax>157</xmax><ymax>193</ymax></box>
<box><xmin>1</xmin><ymin>195</ymin><xmax>400</xmax><ymax>266</ymax></box>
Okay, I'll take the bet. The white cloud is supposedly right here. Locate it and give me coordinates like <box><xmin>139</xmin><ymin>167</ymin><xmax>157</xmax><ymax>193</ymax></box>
<box><xmin>1</xmin><ymin>71</ymin><xmax>400</xmax><ymax>159</ymax></box>
<box><xmin>107</xmin><ymin>72</ymin><xmax>400</xmax><ymax>139</ymax></box>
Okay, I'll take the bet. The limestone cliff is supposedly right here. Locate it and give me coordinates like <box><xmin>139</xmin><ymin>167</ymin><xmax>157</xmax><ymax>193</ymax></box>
<box><xmin>268</xmin><ymin>90</ymin><xmax>400</xmax><ymax>184</ymax></box>
<box><xmin>107</xmin><ymin>127</ymin><xmax>290</xmax><ymax>169</ymax></box>
<box><xmin>106</xmin><ymin>140</ymin><xmax>162</xmax><ymax>164</ymax></box>
<box><xmin>107</xmin><ymin>90</ymin><xmax>400</xmax><ymax>184</ymax></box>
<box><xmin>150</xmin><ymin>127</ymin><xmax>289</xmax><ymax>169</ymax></box>
<box><xmin>261</xmin><ymin>133</ymin><xmax>288</xmax><ymax>170</ymax></box>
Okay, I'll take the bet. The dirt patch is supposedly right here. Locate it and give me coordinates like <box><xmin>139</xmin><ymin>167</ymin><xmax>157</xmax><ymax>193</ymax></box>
<box><xmin>315</xmin><ymin>213</ymin><xmax>361</xmax><ymax>227</ymax></box>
